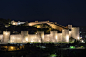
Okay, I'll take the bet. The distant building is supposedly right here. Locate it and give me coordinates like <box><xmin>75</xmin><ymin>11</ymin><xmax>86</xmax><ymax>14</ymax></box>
<box><xmin>11</xmin><ymin>20</ymin><xmax>25</xmax><ymax>25</ymax></box>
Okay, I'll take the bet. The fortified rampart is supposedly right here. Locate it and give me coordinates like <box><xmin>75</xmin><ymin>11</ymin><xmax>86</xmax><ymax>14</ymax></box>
<box><xmin>0</xmin><ymin>28</ymin><xmax>79</xmax><ymax>43</ymax></box>
<box><xmin>1</xmin><ymin>21</ymin><xmax>79</xmax><ymax>43</ymax></box>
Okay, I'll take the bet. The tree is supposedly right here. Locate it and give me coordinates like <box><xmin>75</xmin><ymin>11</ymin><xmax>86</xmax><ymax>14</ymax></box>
<box><xmin>7</xmin><ymin>19</ymin><xmax>11</xmax><ymax>24</ymax></box>
<box><xmin>69</xmin><ymin>37</ymin><xmax>75</xmax><ymax>43</ymax></box>
<box><xmin>74</xmin><ymin>39</ymin><xmax>80</xmax><ymax>44</ymax></box>
<box><xmin>24</xmin><ymin>21</ymin><xmax>28</xmax><ymax>26</ymax></box>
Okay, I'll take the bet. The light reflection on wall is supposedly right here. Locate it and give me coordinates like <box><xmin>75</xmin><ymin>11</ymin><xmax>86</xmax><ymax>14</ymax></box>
<box><xmin>25</xmin><ymin>37</ymin><xmax>28</xmax><ymax>41</ymax></box>
<box><xmin>10</xmin><ymin>34</ymin><xmax>22</xmax><ymax>43</ymax></box>
<box><xmin>71</xmin><ymin>27</ymin><xmax>79</xmax><ymax>40</ymax></box>
<box><xmin>66</xmin><ymin>35</ymin><xmax>69</xmax><ymax>42</ymax></box>
<box><xmin>10</xmin><ymin>21</ymin><xmax>80</xmax><ymax>43</ymax></box>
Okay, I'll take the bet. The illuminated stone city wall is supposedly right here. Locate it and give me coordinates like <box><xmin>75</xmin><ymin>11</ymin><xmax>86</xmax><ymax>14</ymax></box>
<box><xmin>0</xmin><ymin>30</ymin><xmax>80</xmax><ymax>43</ymax></box>
<box><xmin>28</xmin><ymin>21</ymin><xmax>65</xmax><ymax>31</ymax></box>
<box><xmin>50</xmin><ymin>31</ymin><xmax>58</xmax><ymax>42</ymax></box>
<box><xmin>28</xmin><ymin>34</ymin><xmax>41</xmax><ymax>43</ymax></box>
<box><xmin>0</xmin><ymin>21</ymin><xmax>79</xmax><ymax>43</ymax></box>
<box><xmin>71</xmin><ymin>27</ymin><xmax>79</xmax><ymax>40</ymax></box>
<box><xmin>69</xmin><ymin>31</ymin><xmax>72</xmax><ymax>38</ymax></box>
<box><xmin>62</xmin><ymin>29</ymin><xmax>69</xmax><ymax>42</ymax></box>
<box><xmin>10</xmin><ymin>34</ymin><xmax>22</xmax><ymax>43</ymax></box>
<box><xmin>57</xmin><ymin>33</ymin><xmax>62</xmax><ymax>42</ymax></box>
<box><xmin>68</xmin><ymin>25</ymin><xmax>72</xmax><ymax>29</ymax></box>
<box><xmin>3</xmin><ymin>31</ymin><xmax>10</xmax><ymax>43</ymax></box>
<box><xmin>28</xmin><ymin>21</ymin><xmax>48</xmax><ymax>26</ymax></box>
<box><xmin>68</xmin><ymin>25</ymin><xmax>72</xmax><ymax>38</ymax></box>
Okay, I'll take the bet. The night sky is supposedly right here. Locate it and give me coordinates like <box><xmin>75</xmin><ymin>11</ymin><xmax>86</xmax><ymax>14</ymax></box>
<box><xmin>0</xmin><ymin>0</ymin><xmax>86</xmax><ymax>26</ymax></box>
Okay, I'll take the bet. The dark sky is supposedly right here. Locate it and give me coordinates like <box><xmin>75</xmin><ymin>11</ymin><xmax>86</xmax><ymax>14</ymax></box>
<box><xmin>0</xmin><ymin>0</ymin><xmax>86</xmax><ymax>26</ymax></box>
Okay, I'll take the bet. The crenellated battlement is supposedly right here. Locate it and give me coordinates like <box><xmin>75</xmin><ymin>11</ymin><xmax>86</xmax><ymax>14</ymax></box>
<box><xmin>0</xmin><ymin>21</ymin><xmax>79</xmax><ymax>43</ymax></box>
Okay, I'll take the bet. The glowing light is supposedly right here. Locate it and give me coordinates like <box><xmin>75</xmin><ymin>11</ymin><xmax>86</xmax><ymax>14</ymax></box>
<box><xmin>31</xmin><ymin>41</ymin><xmax>33</xmax><ymax>42</ymax></box>
<box><xmin>50</xmin><ymin>54</ymin><xmax>57</xmax><ymax>57</ymax></box>
<box><xmin>82</xmin><ymin>40</ymin><xmax>83</xmax><ymax>42</ymax></box>
<box><xmin>78</xmin><ymin>37</ymin><xmax>79</xmax><ymax>40</ymax></box>
<box><xmin>66</xmin><ymin>35</ymin><xmax>69</xmax><ymax>42</ymax></box>
<box><xmin>56</xmin><ymin>36</ymin><xmax>57</xmax><ymax>39</ymax></box>
<box><xmin>13</xmin><ymin>23</ymin><xmax>16</xmax><ymax>25</ymax></box>
<box><xmin>25</xmin><ymin>37</ymin><xmax>28</xmax><ymax>41</ymax></box>
<box><xmin>12</xmin><ymin>37</ymin><xmax>15</xmax><ymax>39</ymax></box>
<box><xmin>10</xmin><ymin>46</ymin><xmax>14</xmax><ymax>50</ymax></box>
<box><xmin>70</xmin><ymin>46</ymin><xmax>75</xmax><ymax>49</ymax></box>
<box><xmin>29</xmin><ymin>24</ymin><xmax>32</xmax><ymax>26</ymax></box>
<box><xmin>37</xmin><ymin>26</ymin><xmax>40</xmax><ymax>28</ymax></box>
<box><xmin>5</xmin><ymin>32</ymin><xmax>8</xmax><ymax>35</ymax></box>
<box><xmin>18</xmin><ymin>23</ymin><xmax>20</xmax><ymax>25</ymax></box>
<box><xmin>81</xmin><ymin>46</ymin><xmax>84</xmax><ymax>47</ymax></box>
<box><xmin>66</xmin><ymin>36</ymin><xmax>69</xmax><ymax>38</ymax></box>
<box><xmin>39</xmin><ymin>40</ymin><xmax>41</xmax><ymax>42</ymax></box>
<box><xmin>81</xmin><ymin>40</ymin><xmax>85</xmax><ymax>43</ymax></box>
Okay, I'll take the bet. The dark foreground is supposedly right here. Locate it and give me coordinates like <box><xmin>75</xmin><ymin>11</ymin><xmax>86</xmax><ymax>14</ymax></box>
<box><xmin>0</xmin><ymin>43</ymin><xmax>86</xmax><ymax>57</ymax></box>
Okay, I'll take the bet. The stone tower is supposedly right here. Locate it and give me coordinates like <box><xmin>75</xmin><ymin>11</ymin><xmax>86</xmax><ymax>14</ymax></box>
<box><xmin>3</xmin><ymin>31</ymin><xmax>10</xmax><ymax>43</ymax></box>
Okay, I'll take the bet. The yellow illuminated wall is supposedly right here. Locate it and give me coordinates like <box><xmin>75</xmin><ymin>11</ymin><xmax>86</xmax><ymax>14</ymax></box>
<box><xmin>71</xmin><ymin>27</ymin><xmax>79</xmax><ymax>40</ymax></box>
<box><xmin>0</xmin><ymin>30</ymin><xmax>79</xmax><ymax>43</ymax></box>
<box><xmin>57</xmin><ymin>33</ymin><xmax>62</xmax><ymax>42</ymax></box>
<box><xmin>62</xmin><ymin>29</ymin><xmax>69</xmax><ymax>42</ymax></box>
<box><xmin>10</xmin><ymin>34</ymin><xmax>22</xmax><ymax>43</ymax></box>
<box><xmin>1</xmin><ymin>21</ymin><xmax>80</xmax><ymax>43</ymax></box>
<box><xmin>3</xmin><ymin>31</ymin><xmax>10</xmax><ymax>43</ymax></box>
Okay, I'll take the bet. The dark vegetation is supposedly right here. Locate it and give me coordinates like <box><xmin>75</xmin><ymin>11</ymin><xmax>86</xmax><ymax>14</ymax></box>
<box><xmin>0</xmin><ymin>18</ymin><xmax>54</xmax><ymax>34</ymax></box>
<box><xmin>0</xmin><ymin>18</ymin><xmax>11</xmax><ymax>25</ymax></box>
<box><xmin>0</xmin><ymin>43</ymin><xmax>86</xmax><ymax>57</ymax></box>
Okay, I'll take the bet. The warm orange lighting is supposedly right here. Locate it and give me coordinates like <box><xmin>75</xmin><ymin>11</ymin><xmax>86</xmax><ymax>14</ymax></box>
<box><xmin>13</xmin><ymin>23</ymin><xmax>16</xmax><ymax>25</ymax></box>
<box><xmin>56</xmin><ymin>36</ymin><xmax>57</xmax><ymax>39</ymax></box>
<box><xmin>37</xmin><ymin>26</ymin><xmax>40</xmax><ymax>28</ymax></box>
<box><xmin>31</xmin><ymin>40</ymin><xmax>33</xmax><ymax>42</ymax></box>
<box><xmin>48</xmin><ymin>21</ymin><xmax>49</xmax><ymax>22</ymax></box>
<box><xmin>25</xmin><ymin>37</ymin><xmax>28</xmax><ymax>41</ymax></box>
<box><xmin>47</xmin><ymin>35</ymin><xmax>50</xmax><ymax>36</ymax></box>
<box><xmin>78</xmin><ymin>37</ymin><xmax>79</xmax><ymax>40</ymax></box>
<box><xmin>66</xmin><ymin>35</ymin><xmax>69</xmax><ymax>42</ymax></box>
<box><xmin>29</xmin><ymin>24</ymin><xmax>32</xmax><ymax>26</ymax></box>
<box><xmin>39</xmin><ymin>40</ymin><xmax>41</xmax><ymax>42</ymax></box>
<box><xmin>10</xmin><ymin>46</ymin><xmax>14</xmax><ymax>50</ymax></box>
<box><xmin>5</xmin><ymin>32</ymin><xmax>8</xmax><ymax>35</ymax></box>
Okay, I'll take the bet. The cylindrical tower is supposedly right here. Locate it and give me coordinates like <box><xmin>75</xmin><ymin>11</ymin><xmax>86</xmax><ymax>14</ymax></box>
<box><xmin>50</xmin><ymin>31</ymin><xmax>58</xmax><ymax>43</ymax></box>
<box><xmin>71</xmin><ymin>27</ymin><xmax>79</xmax><ymax>40</ymax></box>
<box><xmin>3</xmin><ymin>31</ymin><xmax>10</xmax><ymax>43</ymax></box>
<box><xmin>62</xmin><ymin>29</ymin><xmax>69</xmax><ymax>42</ymax></box>
<box><xmin>21</xmin><ymin>31</ymin><xmax>28</xmax><ymax>43</ymax></box>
